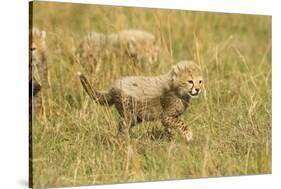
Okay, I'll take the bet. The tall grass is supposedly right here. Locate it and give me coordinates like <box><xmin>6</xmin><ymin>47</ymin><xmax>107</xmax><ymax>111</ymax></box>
<box><xmin>31</xmin><ymin>2</ymin><xmax>271</xmax><ymax>188</ymax></box>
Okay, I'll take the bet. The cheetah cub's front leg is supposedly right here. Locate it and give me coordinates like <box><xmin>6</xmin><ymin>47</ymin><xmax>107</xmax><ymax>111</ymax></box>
<box><xmin>162</xmin><ymin>116</ymin><xmax>193</xmax><ymax>142</ymax></box>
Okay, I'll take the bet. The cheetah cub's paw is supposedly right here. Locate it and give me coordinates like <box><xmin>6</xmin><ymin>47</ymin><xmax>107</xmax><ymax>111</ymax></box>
<box><xmin>183</xmin><ymin>129</ymin><xmax>193</xmax><ymax>142</ymax></box>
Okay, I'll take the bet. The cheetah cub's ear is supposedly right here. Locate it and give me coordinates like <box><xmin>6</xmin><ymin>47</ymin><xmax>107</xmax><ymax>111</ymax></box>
<box><xmin>41</xmin><ymin>30</ymin><xmax>46</xmax><ymax>39</ymax></box>
<box><xmin>154</xmin><ymin>36</ymin><xmax>161</xmax><ymax>46</ymax></box>
<box><xmin>127</xmin><ymin>38</ymin><xmax>137</xmax><ymax>55</ymax></box>
<box><xmin>171</xmin><ymin>60</ymin><xmax>197</xmax><ymax>81</ymax></box>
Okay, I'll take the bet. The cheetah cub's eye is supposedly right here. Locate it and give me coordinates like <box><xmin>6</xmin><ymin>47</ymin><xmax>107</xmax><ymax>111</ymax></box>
<box><xmin>199</xmin><ymin>80</ymin><xmax>203</xmax><ymax>84</ymax></box>
<box><xmin>187</xmin><ymin>80</ymin><xmax>193</xmax><ymax>84</ymax></box>
<box><xmin>30</xmin><ymin>47</ymin><xmax>36</xmax><ymax>51</ymax></box>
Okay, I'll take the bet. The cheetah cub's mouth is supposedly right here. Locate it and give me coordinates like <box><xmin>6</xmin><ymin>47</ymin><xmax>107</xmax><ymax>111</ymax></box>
<box><xmin>188</xmin><ymin>87</ymin><xmax>201</xmax><ymax>97</ymax></box>
<box><xmin>188</xmin><ymin>91</ymin><xmax>200</xmax><ymax>97</ymax></box>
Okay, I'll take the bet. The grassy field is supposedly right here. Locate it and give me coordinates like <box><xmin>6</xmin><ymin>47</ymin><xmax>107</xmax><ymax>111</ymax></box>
<box><xmin>30</xmin><ymin>2</ymin><xmax>272</xmax><ymax>188</ymax></box>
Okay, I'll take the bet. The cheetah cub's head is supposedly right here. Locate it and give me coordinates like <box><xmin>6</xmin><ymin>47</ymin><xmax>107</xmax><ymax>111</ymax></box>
<box><xmin>171</xmin><ymin>60</ymin><xmax>203</xmax><ymax>98</ymax></box>
<box><xmin>29</xmin><ymin>28</ymin><xmax>47</xmax><ymax>65</ymax></box>
<box><xmin>127</xmin><ymin>37</ymin><xmax>160</xmax><ymax>64</ymax></box>
<box><xmin>124</xmin><ymin>30</ymin><xmax>160</xmax><ymax>64</ymax></box>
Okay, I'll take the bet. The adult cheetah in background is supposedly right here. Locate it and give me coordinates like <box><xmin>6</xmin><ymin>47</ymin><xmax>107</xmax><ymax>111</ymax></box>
<box><xmin>78</xmin><ymin>60</ymin><xmax>203</xmax><ymax>142</ymax></box>
<box><xmin>76</xmin><ymin>29</ymin><xmax>160</xmax><ymax>73</ymax></box>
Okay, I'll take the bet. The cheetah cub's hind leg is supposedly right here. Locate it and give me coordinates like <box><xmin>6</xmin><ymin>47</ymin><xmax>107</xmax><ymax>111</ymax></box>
<box><xmin>115</xmin><ymin>95</ymin><xmax>140</xmax><ymax>135</ymax></box>
<box><xmin>118</xmin><ymin>117</ymin><xmax>134</xmax><ymax>134</ymax></box>
<box><xmin>162</xmin><ymin>116</ymin><xmax>193</xmax><ymax>142</ymax></box>
<box><xmin>117</xmin><ymin>115</ymin><xmax>140</xmax><ymax>139</ymax></box>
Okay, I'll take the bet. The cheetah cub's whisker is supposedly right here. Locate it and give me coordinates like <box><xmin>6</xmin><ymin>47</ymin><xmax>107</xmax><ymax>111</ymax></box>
<box><xmin>78</xmin><ymin>60</ymin><xmax>203</xmax><ymax>142</ymax></box>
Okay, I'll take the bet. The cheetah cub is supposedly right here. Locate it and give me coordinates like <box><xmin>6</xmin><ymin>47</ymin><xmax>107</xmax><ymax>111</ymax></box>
<box><xmin>78</xmin><ymin>61</ymin><xmax>203</xmax><ymax>142</ymax></box>
<box><xmin>29</xmin><ymin>27</ymin><xmax>49</xmax><ymax>112</ymax></box>
<box><xmin>76</xmin><ymin>29</ymin><xmax>160</xmax><ymax>73</ymax></box>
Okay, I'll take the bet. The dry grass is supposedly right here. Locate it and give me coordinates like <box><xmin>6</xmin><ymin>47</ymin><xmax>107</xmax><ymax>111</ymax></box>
<box><xmin>30</xmin><ymin>1</ymin><xmax>271</xmax><ymax>188</ymax></box>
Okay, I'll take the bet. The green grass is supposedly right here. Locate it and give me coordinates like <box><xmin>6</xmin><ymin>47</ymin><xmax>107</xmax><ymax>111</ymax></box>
<box><xmin>31</xmin><ymin>2</ymin><xmax>272</xmax><ymax>188</ymax></box>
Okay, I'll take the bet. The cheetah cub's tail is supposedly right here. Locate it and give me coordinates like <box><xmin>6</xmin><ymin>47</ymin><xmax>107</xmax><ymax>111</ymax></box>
<box><xmin>77</xmin><ymin>72</ymin><xmax>113</xmax><ymax>106</ymax></box>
